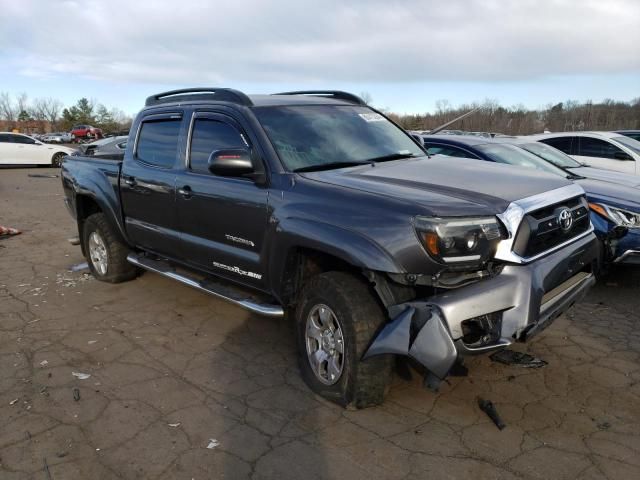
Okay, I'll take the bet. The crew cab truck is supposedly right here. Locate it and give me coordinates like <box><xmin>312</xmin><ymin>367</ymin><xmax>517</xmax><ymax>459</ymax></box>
<box><xmin>61</xmin><ymin>88</ymin><xmax>599</xmax><ymax>408</ymax></box>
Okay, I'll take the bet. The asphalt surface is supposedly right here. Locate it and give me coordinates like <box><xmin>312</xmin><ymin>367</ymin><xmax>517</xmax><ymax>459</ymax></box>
<box><xmin>1</xmin><ymin>167</ymin><xmax>639</xmax><ymax>479</ymax></box>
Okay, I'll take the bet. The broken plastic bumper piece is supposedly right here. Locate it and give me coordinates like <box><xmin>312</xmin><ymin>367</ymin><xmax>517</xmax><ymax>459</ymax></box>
<box><xmin>364</xmin><ymin>232</ymin><xmax>598</xmax><ymax>382</ymax></box>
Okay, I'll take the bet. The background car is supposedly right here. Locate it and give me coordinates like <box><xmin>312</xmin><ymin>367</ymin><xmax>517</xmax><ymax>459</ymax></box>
<box><xmin>70</xmin><ymin>124</ymin><xmax>103</xmax><ymax>140</ymax></box>
<box><xmin>421</xmin><ymin>134</ymin><xmax>640</xmax><ymax>269</ymax></box>
<box><xmin>529</xmin><ymin>132</ymin><xmax>640</xmax><ymax>175</ymax></box>
<box><xmin>0</xmin><ymin>132</ymin><xmax>76</xmax><ymax>167</ymax></box>
<box><xmin>43</xmin><ymin>132</ymin><xmax>74</xmax><ymax>144</ymax></box>
<box><xmin>73</xmin><ymin>135</ymin><xmax>127</xmax><ymax>158</ymax></box>
<box><xmin>614</xmin><ymin>130</ymin><xmax>640</xmax><ymax>142</ymax></box>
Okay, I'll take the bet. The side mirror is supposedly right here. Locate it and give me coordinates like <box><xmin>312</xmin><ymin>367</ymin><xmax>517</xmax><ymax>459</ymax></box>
<box><xmin>614</xmin><ymin>151</ymin><xmax>633</xmax><ymax>161</ymax></box>
<box><xmin>208</xmin><ymin>148</ymin><xmax>254</xmax><ymax>176</ymax></box>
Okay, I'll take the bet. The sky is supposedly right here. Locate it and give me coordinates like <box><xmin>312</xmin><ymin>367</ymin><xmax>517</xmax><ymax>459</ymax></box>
<box><xmin>0</xmin><ymin>0</ymin><xmax>638</xmax><ymax>115</ymax></box>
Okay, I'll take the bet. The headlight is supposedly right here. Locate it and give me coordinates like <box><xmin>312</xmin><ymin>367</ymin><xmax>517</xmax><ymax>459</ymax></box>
<box><xmin>589</xmin><ymin>203</ymin><xmax>640</xmax><ymax>228</ymax></box>
<box><xmin>415</xmin><ymin>216</ymin><xmax>505</xmax><ymax>266</ymax></box>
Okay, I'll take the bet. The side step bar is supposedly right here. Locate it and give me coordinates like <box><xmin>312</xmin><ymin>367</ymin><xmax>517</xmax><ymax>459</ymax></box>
<box><xmin>127</xmin><ymin>253</ymin><xmax>284</xmax><ymax>317</ymax></box>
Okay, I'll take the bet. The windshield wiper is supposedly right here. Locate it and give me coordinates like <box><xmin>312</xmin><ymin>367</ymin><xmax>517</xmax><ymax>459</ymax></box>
<box><xmin>365</xmin><ymin>152</ymin><xmax>417</xmax><ymax>163</ymax></box>
<box><xmin>293</xmin><ymin>161</ymin><xmax>373</xmax><ymax>173</ymax></box>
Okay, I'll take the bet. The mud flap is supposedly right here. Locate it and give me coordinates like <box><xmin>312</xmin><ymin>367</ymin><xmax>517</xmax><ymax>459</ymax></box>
<box><xmin>363</xmin><ymin>306</ymin><xmax>457</xmax><ymax>381</ymax></box>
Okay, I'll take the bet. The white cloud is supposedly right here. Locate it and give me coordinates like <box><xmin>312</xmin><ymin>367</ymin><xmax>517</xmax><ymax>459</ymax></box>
<box><xmin>2</xmin><ymin>0</ymin><xmax>639</xmax><ymax>84</ymax></box>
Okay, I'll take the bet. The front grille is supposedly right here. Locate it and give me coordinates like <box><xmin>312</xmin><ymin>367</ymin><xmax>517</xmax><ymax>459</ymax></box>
<box><xmin>512</xmin><ymin>196</ymin><xmax>590</xmax><ymax>258</ymax></box>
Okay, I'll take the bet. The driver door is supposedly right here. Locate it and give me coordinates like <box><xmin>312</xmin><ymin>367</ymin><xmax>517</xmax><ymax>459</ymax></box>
<box><xmin>175</xmin><ymin>112</ymin><xmax>269</xmax><ymax>290</ymax></box>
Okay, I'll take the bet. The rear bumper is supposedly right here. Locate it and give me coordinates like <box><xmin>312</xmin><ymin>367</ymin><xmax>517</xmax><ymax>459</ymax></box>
<box><xmin>364</xmin><ymin>232</ymin><xmax>598</xmax><ymax>381</ymax></box>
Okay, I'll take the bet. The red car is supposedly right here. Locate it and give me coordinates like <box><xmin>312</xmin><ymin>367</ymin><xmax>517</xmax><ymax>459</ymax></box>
<box><xmin>71</xmin><ymin>125</ymin><xmax>103</xmax><ymax>140</ymax></box>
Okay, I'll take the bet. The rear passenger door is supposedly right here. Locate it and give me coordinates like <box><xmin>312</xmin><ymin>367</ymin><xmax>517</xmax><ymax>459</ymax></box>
<box><xmin>120</xmin><ymin>112</ymin><xmax>184</xmax><ymax>256</ymax></box>
<box><xmin>175</xmin><ymin>112</ymin><xmax>269</xmax><ymax>290</ymax></box>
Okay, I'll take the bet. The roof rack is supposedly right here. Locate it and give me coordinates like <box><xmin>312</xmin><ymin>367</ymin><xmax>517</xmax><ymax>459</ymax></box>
<box><xmin>272</xmin><ymin>90</ymin><xmax>366</xmax><ymax>106</ymax></box>
<box><xmin>145</xmin><ymin>88</ymin><xmax>253</xmax><ymax>107</ymax></box>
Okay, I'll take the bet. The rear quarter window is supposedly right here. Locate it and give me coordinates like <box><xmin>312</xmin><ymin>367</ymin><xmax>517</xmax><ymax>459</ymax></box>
<box><xmin>136</xmin><ymin>119</ymin><xmax>182</xmax><ymax>168</ymax></box>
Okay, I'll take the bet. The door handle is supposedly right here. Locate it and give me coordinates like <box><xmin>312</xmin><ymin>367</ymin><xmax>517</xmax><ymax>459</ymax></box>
<box><xmin>178</xmin><ymin>185</ymin><xmax>192</xmax><ymax>199</ymax></box>
<box><xmin>124</xmin><ymin>177</ymin><xmax>136</xmax><ymax>186</ymax></box>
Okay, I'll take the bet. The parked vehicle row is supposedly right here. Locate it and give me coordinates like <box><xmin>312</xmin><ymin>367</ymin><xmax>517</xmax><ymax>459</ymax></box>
<box><xmin>61</xmin><ymin>88</ymin><xmax>601</xmax><ymax>408</ymax></box>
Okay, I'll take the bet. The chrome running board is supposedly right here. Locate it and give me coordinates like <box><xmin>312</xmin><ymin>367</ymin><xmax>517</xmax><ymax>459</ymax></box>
<box><xmin>127</xmin><ymin>253</ymin><xmax>284</xmax><ymax>317</ymax></box>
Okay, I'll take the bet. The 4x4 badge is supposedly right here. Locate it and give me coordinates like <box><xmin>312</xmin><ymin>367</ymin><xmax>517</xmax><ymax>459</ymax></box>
<box><xmin>558</xmin><ymin>208</ymin><xmax>573</xmax><ymax>232</ymax></box>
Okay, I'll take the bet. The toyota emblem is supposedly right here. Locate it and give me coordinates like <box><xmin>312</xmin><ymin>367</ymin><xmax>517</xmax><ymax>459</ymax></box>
<box><xmin>558</xmin><ymin>208</ymin><xmax>573</xmax><ymax>232</ymax></box>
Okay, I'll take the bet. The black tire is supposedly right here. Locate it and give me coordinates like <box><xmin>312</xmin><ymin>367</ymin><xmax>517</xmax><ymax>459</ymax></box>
<box><xmin>82</xmin><ymin>213</ymin><xmax>137</xmax><ymax>283</ymax></box>
<box><xmin>51</xmin><ymin>152</ymin><xmax>66</xmax><ymax>168</ymax></box>
<box><xmin>295</xmin><ymin>271</ymin><xmax>393</xmax><ymax>408</ymax></box>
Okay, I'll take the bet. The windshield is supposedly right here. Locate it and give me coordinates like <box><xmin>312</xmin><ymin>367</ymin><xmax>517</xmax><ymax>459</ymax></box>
<box><xmin>612</xmin><ymin>136</ymin><xmax>640</xmax><ymax>155</ymax></box>
<box><xmin>518</xmin><ymin>142</ymin><xmax>582</xmax><ymax>168</ymax></box>
<box><xmin>476</xmin><ymin>143</ymin><xmax>568</xmax><ymax>177</ymax></box>
<box><xmin>254</xmin><ymin>105</ymin><xmax>424</xmax><ymax>171</ymax></box>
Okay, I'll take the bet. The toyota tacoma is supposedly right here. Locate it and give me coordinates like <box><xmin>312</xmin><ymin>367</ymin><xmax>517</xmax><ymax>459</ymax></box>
<box><xmin>61</xmin><ymin>88</ymin><xmax>598</xmax><ymax>407</ymax></box>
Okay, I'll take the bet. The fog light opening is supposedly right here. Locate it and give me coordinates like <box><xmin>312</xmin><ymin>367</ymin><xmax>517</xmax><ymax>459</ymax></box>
<box><xmin>461</xmin><ymin>313</ymin><xmax>502</xmax><ymax>348</ymax></box>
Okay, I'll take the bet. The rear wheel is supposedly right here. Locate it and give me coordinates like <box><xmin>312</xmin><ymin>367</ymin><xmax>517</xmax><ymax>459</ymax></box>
<box><xmin>295</xmin><ymin>271</ymin><xmax>393</xmax><ymax>408</ymax></box>
<box><xmin>82</xmin><ymin>213</ymin><xmax>137</xmax><ymax>283</ymax></box>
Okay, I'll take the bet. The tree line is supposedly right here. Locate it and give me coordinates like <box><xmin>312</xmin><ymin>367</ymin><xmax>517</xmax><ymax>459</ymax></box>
<box><xmin>2</xmin><ymin>91</ymin><xmax>639</xmax><ymax>136</ymax></box>
<box><xmin>389</xmin><ymin>98</ymin><xmax>640</xmax><ymax>135</ymax></box>
<box><xmin>0</xmin><ymin>92</ymin><xmax>132</xmax><ymax>134</ymax></box>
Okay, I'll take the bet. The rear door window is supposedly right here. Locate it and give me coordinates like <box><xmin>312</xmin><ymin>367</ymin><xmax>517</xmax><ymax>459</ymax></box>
<box><xmin>540</xmin><ymin>136</ymin><xmax>575</xmax><ymax>155</ymax></box>
<box><xmin>136</xmin><ymin>118</ymin><xmax>182</xmax><ymax>168</ymax></box>
<box><xmin>0</xmin><ymin>134</ymin><xmax>14</xmax><ymax>143</ymax></box>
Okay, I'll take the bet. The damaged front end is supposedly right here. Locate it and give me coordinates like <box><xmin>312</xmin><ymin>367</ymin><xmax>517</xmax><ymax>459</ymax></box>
<box><xmin>365</xmin><ymin>189</ymin><xmax>599</xmax><ymax>388</ymax></box>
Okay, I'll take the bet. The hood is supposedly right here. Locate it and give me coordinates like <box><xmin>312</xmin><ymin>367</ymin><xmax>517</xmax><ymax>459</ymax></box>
<box><xmin>300</xmin><ymin>156</ymin><xmax>573</xmax><ymax>216</ymax></box>
<box><xmin>577</xmin><ymin>178</ymin><xmax>640</xmax><ymax>212</ymax></box>
<box><xmin>571</xmin><ymin>166</ymin><xmax>640</xmax><ymax>188</ymax></box>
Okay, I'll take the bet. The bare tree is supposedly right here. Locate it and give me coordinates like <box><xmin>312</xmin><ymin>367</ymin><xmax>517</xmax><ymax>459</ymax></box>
<box><xmin>41</xmin><ymin>98</ymin><xmax>63</xmax><ymax>130</ymax></box>
<box><xmin>0</xmin><ymin>92</ymin><xmax>17</xmax><ymax>126</ymax></box>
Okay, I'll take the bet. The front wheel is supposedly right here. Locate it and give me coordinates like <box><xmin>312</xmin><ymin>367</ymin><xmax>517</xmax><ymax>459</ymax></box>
<box><xmin>51</xmin><ymin>152</ymin><xmax>66</xmax><ymax>168</ymax></box>
<box><xmin>82</xmin><ymin>213</ymin><xmax>138</xmax><ymax>283</ymax></box>
<box><xmin>295</xmin><ymin>271</ymin><xmax>393</xmax><ymax>408</ymax></box>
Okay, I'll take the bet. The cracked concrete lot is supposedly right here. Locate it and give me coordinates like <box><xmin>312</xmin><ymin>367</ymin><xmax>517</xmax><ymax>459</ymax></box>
<box><xmin>1</xmin><ymin>167</ymin><xmax>640</xmax><ymax>480</ymax></box>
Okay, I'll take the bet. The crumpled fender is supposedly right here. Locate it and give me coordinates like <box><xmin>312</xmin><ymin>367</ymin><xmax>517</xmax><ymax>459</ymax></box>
<box><xmin>363</xmin><ymin>305</ymin><xmax>457</xmax><ymax>380</ymax></box>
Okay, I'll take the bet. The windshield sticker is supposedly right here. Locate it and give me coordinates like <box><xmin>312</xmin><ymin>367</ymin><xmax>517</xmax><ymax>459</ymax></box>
<box><xmin>358</xmin><ymin>113</ymin><xmax>385</xmax><ymax>122</ymax></box>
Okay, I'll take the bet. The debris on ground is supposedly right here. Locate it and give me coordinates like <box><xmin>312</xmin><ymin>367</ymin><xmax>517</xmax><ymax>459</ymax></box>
<box><xmin>68</xmin><ymin>262</ymin><xmax>89</xmax><ymax>272</ymax></box>
<box><xmin>477</xmin><ymin>397</ymin><xmax>506</xmax><ymax>430</ymax></box>
<box><xmin>9</xmin><ymin>398</ymin><xmax>19</xmax><ymax>406</ymax></box>
<box><xmin>73</xmin><ymin>387</ymin><xmax>81</xmax><ymax>401</ymax></box>
<box><xmin>168</xmin><ymin>423</ymin><xmax>181</xmax><ymax>428</ymax></box>
<box><xmin>489</xmin><ymin>349</ymin><xmax>548</xmax><ymax>368</ymax></box>
<box><xmin>207</xmin><ymin>439</ymin><xmax>220</xmax><ymax>449</ymax></box>
<box><xmin>43</xmin><ymin>457</ymin><xmax>52</xmax><ymax>480</ymax></box>
<box><xmin>68</xmin><ymin>236</ymin><xmax>81</xmax><ymax>246</ymax></box>
<box><xmin>28</xmin><ymin>173</ymin><xmax>59</xmax><ymax>178</ymax></box>
<box><xmin>71</xmin><ymin>372</ymin><xmax>91</xmax><ymax>380</ymax></box>
<box><xmin>39</xmin><ymin>360</ymin><xmax>49</xmax><ymax>367</ymax></box>
<box><xmin>0</xmin><ymin>225</ymin><xmax>21</xmax><ymax>237</ymax></box>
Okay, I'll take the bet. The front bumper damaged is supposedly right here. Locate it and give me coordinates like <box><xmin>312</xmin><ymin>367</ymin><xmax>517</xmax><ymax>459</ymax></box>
<box><xmin>364</xmin><ymin>232</ymin><xmax>598</xmax><ymax>385</ymax></box>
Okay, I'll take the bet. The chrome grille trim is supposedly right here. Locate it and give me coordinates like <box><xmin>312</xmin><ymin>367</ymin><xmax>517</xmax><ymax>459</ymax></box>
<box><xmin>494</xmin><ymin>184</ymin><xmax>594</xmax><ymax>264</ymax></box>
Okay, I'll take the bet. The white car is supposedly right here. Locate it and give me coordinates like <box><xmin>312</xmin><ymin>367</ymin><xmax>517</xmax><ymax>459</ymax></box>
<box><xmin>0</xmin><ymin>132</ymin><xmax>76</xmax><ymax>167</ymax></box>
<box><xmin>529</xmin><ymin>131</ymin><xmax>640</xmax><ymax>176</ymax></box>
<box><xmin>43</xmin><ymin>132</ymin><xmax>74</xmax><ymax>144</ymax></box>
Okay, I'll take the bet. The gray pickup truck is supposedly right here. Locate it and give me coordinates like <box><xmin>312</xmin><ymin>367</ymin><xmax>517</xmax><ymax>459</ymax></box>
<box><xmin>61</xmin><ymin>88</ymin><xmax>598</xmax><ymax>407</ymax></box>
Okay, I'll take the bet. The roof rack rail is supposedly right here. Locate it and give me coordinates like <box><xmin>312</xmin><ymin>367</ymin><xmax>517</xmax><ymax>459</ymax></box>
<box><xmin>272</xmin><ymin>90</ymin><xmax>366</xmax><ymax>106</ymax></box>
<box><xmin>145</xmin><ymin>88</ymin><xmax>253</xmax><ymax>107</ymax></box>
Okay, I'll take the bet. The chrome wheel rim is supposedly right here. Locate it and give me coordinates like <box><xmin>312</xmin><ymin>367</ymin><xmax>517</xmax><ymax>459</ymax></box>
<box><xmin>88</xmin><ymin>231</ymin><xmax>108</xmax><ymax>275</ymax></box>
<box><xmin>305</xmin><ymin>304</ymin><xmax>345</xmax><ymax>385</ymax></box>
